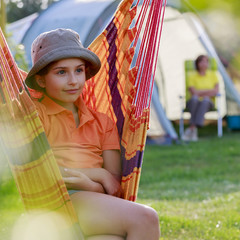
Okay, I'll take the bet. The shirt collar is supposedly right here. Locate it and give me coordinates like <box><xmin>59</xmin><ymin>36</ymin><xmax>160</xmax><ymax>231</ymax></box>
<box><xmin>40</xmin><ymin>95</ymin><xmax>66</xmax><ymax>115</ymax></box>
<box><xmin>40</xmin><ymin>95</ymin><xmax>95</xmax><ymax>125</ymax></box>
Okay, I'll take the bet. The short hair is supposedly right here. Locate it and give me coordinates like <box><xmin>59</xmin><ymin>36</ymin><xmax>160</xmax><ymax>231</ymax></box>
<box><xmin>195</xmin><ymin>55</ymin><xmax>208</xmax><ymax>71</ymax></box>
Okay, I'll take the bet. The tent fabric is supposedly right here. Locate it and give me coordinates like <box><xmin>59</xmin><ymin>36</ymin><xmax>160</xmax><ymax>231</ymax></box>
<box><xmin>7</xmin><ymin>13</ymin><xmax>38</xmax><ymax>45</ymax></box>
<box><xmin>154</xmin><ymin>7</ymin><xmax>227</xmax><ymax>122</ymax></box>
<box><xmin>7</xmin><ymin>2</ymin><xmax>240</xmax><ymax>143</ymax></box>
<box><xmin>21</xmin><ymin>0</ymin><xmax>121</xmax><ymax>67</ymax></box>
<box><xmin>144</xmin><ymin>5</ymin><xmax>240</xmax><ymax>141</ymax></box>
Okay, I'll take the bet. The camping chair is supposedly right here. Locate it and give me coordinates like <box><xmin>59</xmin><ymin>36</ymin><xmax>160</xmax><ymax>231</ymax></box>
<box><xmin>179</xmin><ymin>57</ymin><xmax>223</xmax><ymax>139</ymax></box>
<box><xmin>0</xmin><ymin>0</ymin><xmax>166</xmax><ymax>238</ymax></box>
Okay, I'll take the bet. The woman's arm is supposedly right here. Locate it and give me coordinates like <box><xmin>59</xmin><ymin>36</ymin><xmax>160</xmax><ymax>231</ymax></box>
<box><xmin>189</xmin><ymin>83</ymin><xmax>219</xmax><ymax>98</ymax></box>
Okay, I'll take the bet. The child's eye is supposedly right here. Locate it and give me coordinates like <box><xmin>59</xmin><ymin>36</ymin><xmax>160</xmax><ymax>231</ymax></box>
<box><xmin>76</xmin><ymin>67</ymin><xmax>84</xmax><ymax>73</ymax></box>
<box><xmin>57</xmin><ymin>70</ymin><xmax>65</xmax><ymax>75</ymax></box>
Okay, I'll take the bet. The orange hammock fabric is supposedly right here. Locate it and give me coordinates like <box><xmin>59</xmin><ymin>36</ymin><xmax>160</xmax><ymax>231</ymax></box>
<box><xmin>0</xmin><ymin>0</ymin><xmax>165</xmax><ymax>238</ymax></box>
<box><xmin>85</xmin><ymin>0</ymin><xmax>166</xmax><ymax>200</ymax></box>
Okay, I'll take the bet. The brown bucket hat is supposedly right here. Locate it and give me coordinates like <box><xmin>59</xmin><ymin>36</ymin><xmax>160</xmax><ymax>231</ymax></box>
<box><xmin>25</xmin><ymin>28</ymin><xmax>101</xmax><ymax>90</ymax></box>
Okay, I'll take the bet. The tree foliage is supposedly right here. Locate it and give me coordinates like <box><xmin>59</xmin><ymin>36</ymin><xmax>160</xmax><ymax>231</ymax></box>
<box><xmin>187</xmin><ymin>0</ymin><xmax>240</xmax><ymax>28</ymax></box>
<box><xmin>188</xmin><ymin>0</ymin><xmax>240</xmax><ymax>13</ymax></box>
<box><xmin>6</xmin><ymin>0</ymin><xmax>59</xmax><ymax>23</ymax></box>
<box><xmin>184</xmin><ymin>0</ymin><xmax>240</xmax><ymax>66</ymax></box>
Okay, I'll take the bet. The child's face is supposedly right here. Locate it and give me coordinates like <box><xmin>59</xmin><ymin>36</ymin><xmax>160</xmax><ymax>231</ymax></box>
<box><xmin>36</xmin><ymin>58</ymin><xmax>86</xmax><ymax>109</ymax></box>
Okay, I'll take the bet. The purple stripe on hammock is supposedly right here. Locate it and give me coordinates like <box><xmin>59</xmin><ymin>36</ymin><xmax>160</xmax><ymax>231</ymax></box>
<box><xmin>120</xmin><ymin>145</ymin><xmax>143</xmax><ymax>177</ymax></box>
<box><xmin>106</xmin><ymin>20</ymin><xmax>125</xmax><ymax>137</ymax></box>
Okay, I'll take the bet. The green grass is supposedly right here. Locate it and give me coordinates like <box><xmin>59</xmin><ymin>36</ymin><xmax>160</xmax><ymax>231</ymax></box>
<box><xmin>1</xmin><ymin>125</ymin><xmax>240</xmax><ymax>239</ymax></box>
<box><xmin>0</xmin><ymin>167</ymin><xmax>24</xmax><ymax>240</ymax></box>
<box><xmin>138</xmin><ymin>126</ymin><xmax>240</xmax><ymax>240</ymax></box>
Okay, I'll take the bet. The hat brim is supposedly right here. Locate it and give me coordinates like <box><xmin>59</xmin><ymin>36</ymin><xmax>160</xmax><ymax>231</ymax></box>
<box><xmin>25</xmin><ymin>46</ymin><xmax>101</xmax><ymax>90</ymax></box>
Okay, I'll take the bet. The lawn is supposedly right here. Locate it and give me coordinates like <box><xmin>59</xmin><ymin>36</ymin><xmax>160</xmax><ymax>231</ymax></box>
<box><xmin>138</xmin><ymin>126</ymin><xmax>240</xmax><ymax>240</ymax></box>
<box><xmin>1</xmin><ymin>125</ymin><xmax>240</xmax><ymax>239</ymax></box>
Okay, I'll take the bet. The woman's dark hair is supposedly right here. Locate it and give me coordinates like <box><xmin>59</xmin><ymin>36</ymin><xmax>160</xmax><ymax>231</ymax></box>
<box><xmin>195</xmin><ymin>55</ymin><xmax>208</xmax><ymax>71</ymax></box>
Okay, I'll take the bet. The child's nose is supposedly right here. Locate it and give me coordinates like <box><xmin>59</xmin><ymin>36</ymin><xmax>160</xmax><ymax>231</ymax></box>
<box><xmin>68</xmin><ymin>74</ymin><xmax>78</xmax><ymax>84</ymax></box>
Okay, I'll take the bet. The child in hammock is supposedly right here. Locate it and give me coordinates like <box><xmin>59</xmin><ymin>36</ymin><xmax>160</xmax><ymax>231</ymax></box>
<box><xmin>24</xmin><ymin>28</ymin><xmax>160</xmax><ymax>240</ymax></box>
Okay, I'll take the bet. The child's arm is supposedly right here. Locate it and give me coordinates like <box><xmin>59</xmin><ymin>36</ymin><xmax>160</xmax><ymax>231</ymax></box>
<box><xmin>60</xmin><ymin>166</ymin><xmax>122</xmax><ymax>196</ymax></box>
<box><xmin>68</xmin><ymin>166</ymin><xmax>122</xmax><ymax>197</ymax></box>
<box><xmin>102</xmin><ymin>149</ymin><xmax>123</xmax><ymax>197</ymax></box>
<box><xmin>59</xmin><ymin>150</ymin><xmax>123</xmax><ymax>197</ymax></box>
<box><xmin>60</xmin><ymin>167</ymin><xmax>105</xmax><ymax>193</ymax></box>
<box><xmin>78</xmin><ymin>150</ymin><xmax>122</xmax><ymax>197</ymax></box>
<box><xmin>102</xmin><ymin>149</ymin><xmax>122</xmax><ymax>182</ymax></box>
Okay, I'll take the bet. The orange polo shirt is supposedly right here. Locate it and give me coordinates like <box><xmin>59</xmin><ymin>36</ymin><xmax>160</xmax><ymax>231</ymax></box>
<box><xmin>34</xmin><ymin>95</ymin><xmax>120</xmax><ymax>168</ymax></box>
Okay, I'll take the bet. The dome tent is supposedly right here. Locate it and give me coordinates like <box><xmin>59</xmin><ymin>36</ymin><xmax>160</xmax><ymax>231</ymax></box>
<box><xmin>21</xmin><ymin>0</ymin><xmax>121</xmax><ymax>62</ymax></box>
<box><xmin>10</xmin><ymin>0</ymin><xmax>240</xmax><ymax>143</ymax></box>
<box><xmin>153</xmin><ymin>4</ymin><xmax>240</xmax><ymax>133</ymax></box>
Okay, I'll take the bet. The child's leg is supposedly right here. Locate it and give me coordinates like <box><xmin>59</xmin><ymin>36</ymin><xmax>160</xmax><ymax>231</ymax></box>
<box><xmin>70</xmin><ymin>191</ymin><xmax>160</xmax><ymax>240</ymax></box>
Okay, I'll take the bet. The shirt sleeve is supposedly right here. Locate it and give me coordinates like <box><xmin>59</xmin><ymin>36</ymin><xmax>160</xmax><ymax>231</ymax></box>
<box><xmin>102</xmin><ymin>116</ymin><xmax>120</xmax><ymax>151</ymax></box>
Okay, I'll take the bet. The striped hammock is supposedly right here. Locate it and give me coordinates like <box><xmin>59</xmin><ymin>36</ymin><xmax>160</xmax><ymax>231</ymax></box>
<box><xmin>0</xmin><ymin>0</ymin><xmax>166</xmax><ymax>238</ymax></box>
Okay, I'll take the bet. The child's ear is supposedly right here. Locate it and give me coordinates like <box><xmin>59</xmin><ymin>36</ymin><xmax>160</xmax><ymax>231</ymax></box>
<box><xmin>35</xmin><ymin>75</ymin><xmax>46</xmax><ymax>88</ymax></box>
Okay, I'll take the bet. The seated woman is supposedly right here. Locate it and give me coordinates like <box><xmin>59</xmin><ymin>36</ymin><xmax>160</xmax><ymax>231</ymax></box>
<box><xmin>24</xmin><ymin>28</ymin><xmax>160</xmax><ymax>240</ymax></box>
<box><xmin>182</xmin><ymin>55</ymin><xmax>219</xmax><ymax>142</ymax></box>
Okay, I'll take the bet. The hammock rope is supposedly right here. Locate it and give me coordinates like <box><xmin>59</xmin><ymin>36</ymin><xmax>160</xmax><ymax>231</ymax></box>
<box><xmin>82</xmin><ymin>0</ymin><xmax>166</xmax><ymax>200</ymax></box>
<box><xmin>0</xmin><ymin>0</ymin><xmax>166</xmax><ymax>237</ymax></box>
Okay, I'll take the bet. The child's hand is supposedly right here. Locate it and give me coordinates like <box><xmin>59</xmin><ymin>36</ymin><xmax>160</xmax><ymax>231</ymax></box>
<box><xmin>101</xmin><ymin>171</ymin><xmax>123</xmax><ymax>198</ymax></box>
<box><xmin>61</xmin><ymin>168</ymin><xmax>105</xmax><ymax>193</ymax></box>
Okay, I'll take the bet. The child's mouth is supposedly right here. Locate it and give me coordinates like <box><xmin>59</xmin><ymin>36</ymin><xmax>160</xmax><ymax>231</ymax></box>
<box><xmin>64</xmin><ymin>89</ymin><xmax>79</xmax><ymax>94</ymax></box>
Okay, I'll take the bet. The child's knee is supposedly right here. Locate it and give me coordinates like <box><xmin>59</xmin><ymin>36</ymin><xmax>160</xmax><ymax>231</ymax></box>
<box><xmin>140</xmin><ymin>207</ymin><xmax>160</xmax><ymax>238</ymax></box>
<box><xmin>147</xmin><ymin>207</ymin><xmax>159</xmax><ymax>226</ymax></box>
<box><xmin>139</xmin><ymin>206</ymin><xmax>159</xmax><ymax>228</ymax></box>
